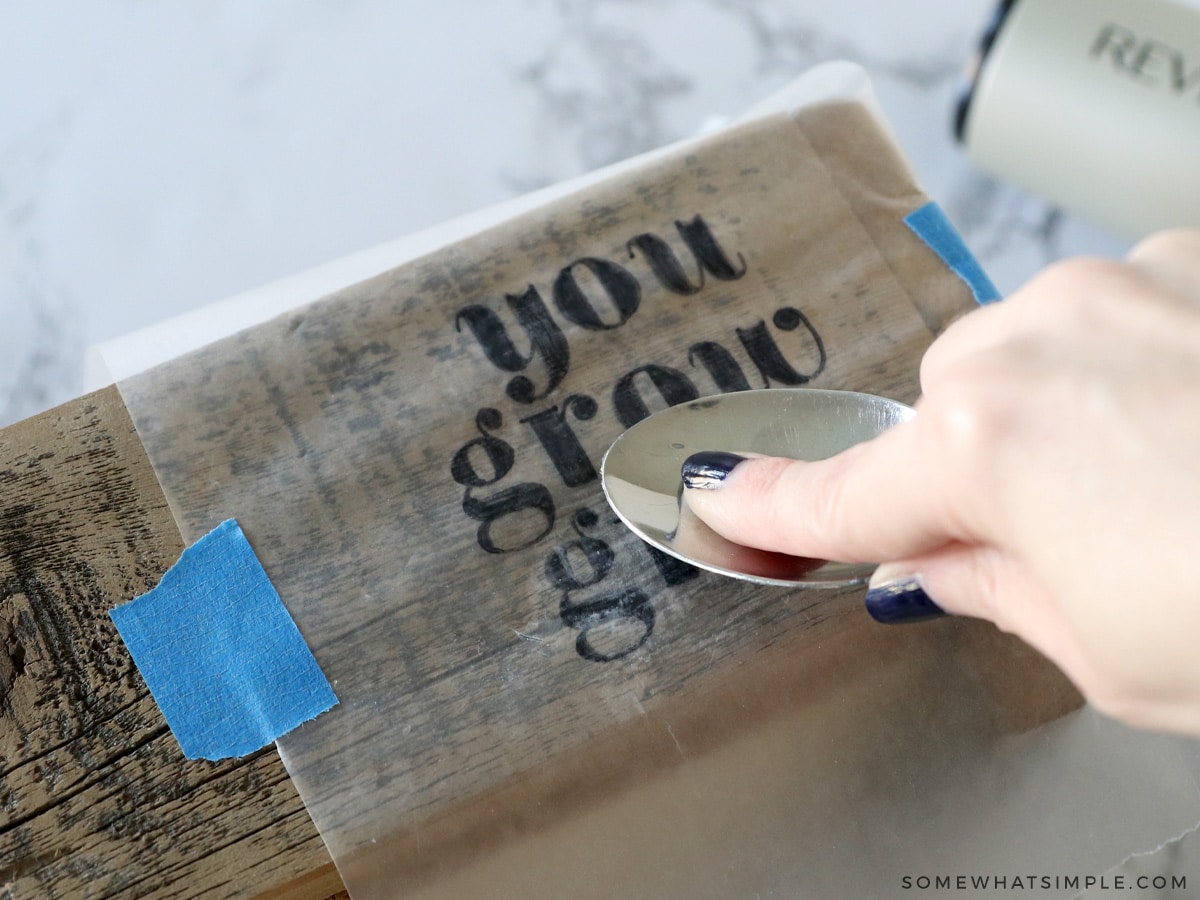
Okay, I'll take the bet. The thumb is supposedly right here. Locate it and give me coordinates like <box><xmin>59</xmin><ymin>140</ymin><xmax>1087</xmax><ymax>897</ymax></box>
<box><xmin>866</xmin><ymin>544</ymin><xmax>1091</xmax><ymax>696</ymax></box>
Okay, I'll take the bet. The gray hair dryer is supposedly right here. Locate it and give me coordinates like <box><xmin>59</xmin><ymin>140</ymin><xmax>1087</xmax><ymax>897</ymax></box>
<box><xmin>956</xmin><ymin>0</ymin><xmax>1200</xmax><ymax>240</ymax></box>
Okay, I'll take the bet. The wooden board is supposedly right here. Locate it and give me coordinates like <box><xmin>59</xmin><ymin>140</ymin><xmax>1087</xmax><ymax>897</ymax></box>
<box><xmin>1</xmin><ymin>101</ymin><xmax>1083</xmax><ymax>899</ymax></box>
<box><xmin>0</xmin><ymin>388</ymin><xmax>341</xmax><ymax>898</ymax></box>
<box><xmin>0</xmin><ymin>389</ymin><xmax>1078</xmax><ymax>897</ymax></box>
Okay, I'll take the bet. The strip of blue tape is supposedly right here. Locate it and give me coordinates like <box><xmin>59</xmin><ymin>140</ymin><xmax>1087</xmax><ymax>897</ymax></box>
<box><xmin>904</xmin><ymin>201</ymin><xmax>1002</xmax><ymax>305</ymax></box>
<box><xmin>110</xmin><ymin>519</ymin><xmax>338</xmax><ymax>761</ymax></box>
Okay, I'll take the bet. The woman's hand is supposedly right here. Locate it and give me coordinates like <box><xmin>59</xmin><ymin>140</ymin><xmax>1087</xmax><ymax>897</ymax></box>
<box><xmin>681</xmin><ymin>230</ymin><xmax>1200</xmax><ymax>737</ymax></box>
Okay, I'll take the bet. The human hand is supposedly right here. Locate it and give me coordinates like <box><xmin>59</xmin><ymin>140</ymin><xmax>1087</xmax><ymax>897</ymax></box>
<box><xmin>680</xmin><ymin>230</ymin><xmax>1200</xmax><ymax>737</ymax></box>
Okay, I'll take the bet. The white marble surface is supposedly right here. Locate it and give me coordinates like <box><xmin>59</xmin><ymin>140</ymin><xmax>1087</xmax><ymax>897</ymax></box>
<box><xmin>0</xmin><ymin>0</ymin><xmax>1132</xmax><ymax>427</ymax></box>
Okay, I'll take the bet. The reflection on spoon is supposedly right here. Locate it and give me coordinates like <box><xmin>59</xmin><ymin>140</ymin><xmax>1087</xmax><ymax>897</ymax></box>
<box><xmin>669</xmin><ymin>495</ymin><xmax>826</xmax><ymax>581</ymax></box>
<box><xmin>601</xmin><ymin>389</ymin><xmax>914</xmax><ymax>588</ymax></box>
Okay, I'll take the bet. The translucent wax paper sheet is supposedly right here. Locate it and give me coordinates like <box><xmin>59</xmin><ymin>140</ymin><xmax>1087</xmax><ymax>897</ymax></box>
<box><xmin>115</xmin><ymin>65</ymin><xmax>1200</xmax><ymax>898</ymax></box>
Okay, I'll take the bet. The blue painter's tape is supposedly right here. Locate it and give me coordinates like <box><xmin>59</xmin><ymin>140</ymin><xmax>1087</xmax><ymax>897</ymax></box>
<box><xmin>904</xmin><ymin>201</ymin><xmax>1002</xmax><ymax>305</ymax></box>
<box><xmin>110</xmin><ymin>519</ymin><xmax>338</xmax><ymax>761</ymax></box>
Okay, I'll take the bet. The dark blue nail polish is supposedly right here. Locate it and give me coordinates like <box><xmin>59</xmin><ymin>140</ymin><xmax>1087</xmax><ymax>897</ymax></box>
<box><xmin>681</xmin><ymin>451</ymin><xmax>747</xmax><ymax>490</ymax></box>
<box><xmin>865</xmin><ymin>578</ymin><xmax>946</xmax><ymax>624</ymax></box>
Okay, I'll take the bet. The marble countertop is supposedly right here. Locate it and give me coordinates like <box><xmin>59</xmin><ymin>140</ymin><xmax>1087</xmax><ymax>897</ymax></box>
<box><xmin>0</xmin><ymin>0</ymin><xmax>1130</xmax><ymax>427</ymax></box>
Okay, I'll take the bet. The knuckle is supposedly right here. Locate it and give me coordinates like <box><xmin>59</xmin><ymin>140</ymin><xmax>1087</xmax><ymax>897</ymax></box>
<box><xmin>1129</xmin><ymin>228</ymin><xmax>1200</xmax><ymax>267</ymax></box>
<box><xmin>1128</xmin><ymin>229</ymin><xmax>1200</xmax><ymax>305</ymax></box>
<box><xmin>1029</xmin><ymin>256</ymin><xmax>1119</xmax><ymax>296</ymax></box>
<box><xmin>917</xmin><ymin>373</ymin><xmax>1026</xmax><ymax>538</ymax></box>
<box><xmin>1027</xmin><ymin>257</ymin><xmax>1124</xmax><ymax>320</ymax></box>
<box><xmin>922</xmin><ymin>376</ymin><xmax>1010</xmax><ymax>468</ymax></box>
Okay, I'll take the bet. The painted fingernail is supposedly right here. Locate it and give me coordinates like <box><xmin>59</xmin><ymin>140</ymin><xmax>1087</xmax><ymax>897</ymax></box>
<box><xmin>864</xmin><ymin>578</ymin><xmax>946</xmax><ymax>624</ymax></box>
<box><xmin>681</xmin><ymin>451</ymin><xmax>747</xmax><ymax>490</ymax></box>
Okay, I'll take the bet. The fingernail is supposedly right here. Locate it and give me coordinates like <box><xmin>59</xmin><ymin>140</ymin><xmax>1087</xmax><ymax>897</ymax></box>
<box><xmin>681</xmin><ymin>451</ymin><xmax>747</xmax><ymax>490</ymax></box>
<box><xmin>864</xmin><ymin>578</ymin><xmax>946</xmax><ymax>624</ymax></box>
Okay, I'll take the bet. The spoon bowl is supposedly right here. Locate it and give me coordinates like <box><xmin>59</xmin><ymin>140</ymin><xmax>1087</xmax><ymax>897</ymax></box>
<box><xmin>600</xmin><ymin>389</ymin><xmax>914</xmax><ymax>587</ymax></box>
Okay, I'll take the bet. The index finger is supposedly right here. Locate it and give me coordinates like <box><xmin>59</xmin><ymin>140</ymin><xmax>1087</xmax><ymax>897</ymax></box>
<box><xmin>681</xmin><ymin>415</ymin><xmax>973</xmax><ymax>563</ymax></box>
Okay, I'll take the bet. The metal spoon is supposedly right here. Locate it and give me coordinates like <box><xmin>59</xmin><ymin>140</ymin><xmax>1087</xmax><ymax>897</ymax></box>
<box><xmin>600</xmin><ymin>389</ymin><xmax>914</xmax><ymax>587</ymax></box>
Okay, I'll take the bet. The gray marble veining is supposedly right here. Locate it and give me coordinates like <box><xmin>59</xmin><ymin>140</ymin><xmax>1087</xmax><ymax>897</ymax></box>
<box><xmin>0</xmin><ymin>0</ymin><xmax>1128</xmax><ymax>428</ymax></box>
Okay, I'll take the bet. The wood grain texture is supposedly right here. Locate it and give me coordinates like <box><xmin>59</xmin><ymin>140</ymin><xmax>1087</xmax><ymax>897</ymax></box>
<box><xmin>0</xmin><ymin>102</ymin><xmax>1083</xmax><ymax>899</ymax></box>
<box><xmin>112</xmin><ymin>106</ymin><xmax>1081</xmax><ymax>897</ymax></box>
<box><xmin>117</xmin><ymin>111</ymin><xmax>973</xmax><ymax>880</ymax></box>
<box><xmin>0</xmin><ymin>388</ymin><xmax>338</xmax><ymax>899</ymax></box>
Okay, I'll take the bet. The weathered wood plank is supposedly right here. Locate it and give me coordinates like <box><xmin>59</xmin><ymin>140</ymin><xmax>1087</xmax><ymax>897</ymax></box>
<box><xmin>0</xmin><ymin>388</ymin><xmax>338</xmax><ymax>898</ymax></box>
<box><xmin>110</xmin><ymin>105</ymin><xmax>1082</xmax><ymax>896</ymax></box>
<box><xmin>1</xmin><ymin>99</ymin><xmax>1084</xmax><ymax>898</ymax></box>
